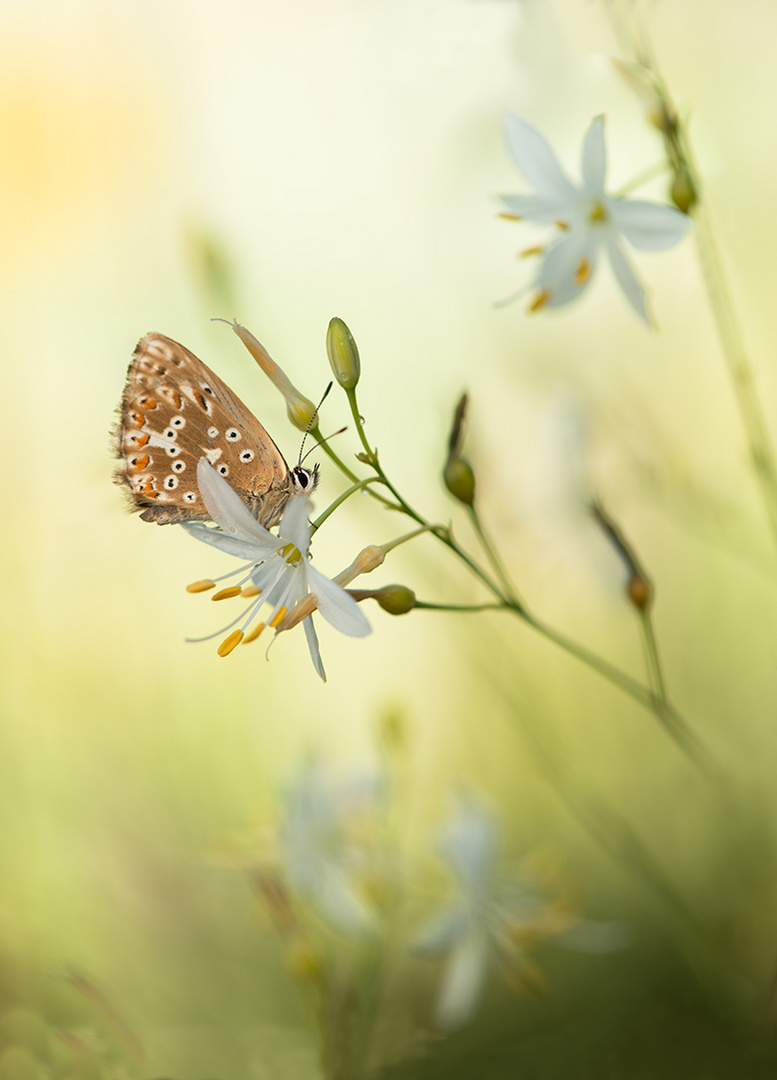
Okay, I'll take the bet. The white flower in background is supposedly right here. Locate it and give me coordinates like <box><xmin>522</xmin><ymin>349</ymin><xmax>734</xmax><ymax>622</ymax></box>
<box><xmin>500</xmin><ymin>113</ymin><xmax>691</xmax><ymax>322</ymax></box>
<box><xmin>184</xmin><ymin>458</ymin><xmax>371</xmax><ymax>679</ymax></box>
<box><xmin>414</xmin><ymin>796</ymin><xmax>576</xmax><ymax>1030</ymax></box>
<box><xmin>276</xmin><ymin>757</ymin><xmax>383</xmax><ymax>936</ymax></box>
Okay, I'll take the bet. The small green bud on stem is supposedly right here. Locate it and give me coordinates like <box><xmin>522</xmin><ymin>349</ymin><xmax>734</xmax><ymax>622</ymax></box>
<box><xmin>443</xmin><ymin>393</ymin><xmax>476</xmax><ymax>505</ymax></box>
<box><xmin>326</xmin><ymin>317</ymin><xmax>361</xmax><ymax>390</ymax></box>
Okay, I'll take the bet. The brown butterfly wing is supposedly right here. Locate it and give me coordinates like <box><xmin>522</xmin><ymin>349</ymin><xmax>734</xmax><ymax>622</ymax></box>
<box><xmin>114</xmin><ymin>332</ymin><xmax>294</xmax><ymax>526</ymax></box>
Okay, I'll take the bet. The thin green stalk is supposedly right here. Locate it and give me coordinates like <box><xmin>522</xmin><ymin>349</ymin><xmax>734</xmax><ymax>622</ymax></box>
<box><xmin>691</xmin><ymin>202</ymin><xmax>777</xmax><ymax>545</ymax></box>
<box><xmin>467</xmin><ymin>504</ymin><xmax>525</xmax><ymax>609</ymax></box>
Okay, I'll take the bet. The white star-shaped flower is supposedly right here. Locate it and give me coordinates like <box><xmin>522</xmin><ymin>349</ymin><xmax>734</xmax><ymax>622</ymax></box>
<box><xmin>501</xmin><ymin>113</ymin><xmax>691</xmax><ymax>321</ymax></box>
<box><xmin>183</xmin><ymin>458</ymin><xmax>370</xmax><ymax>679</ymax></box>
<box><xmin>414</xmin><ymin>797</ymin><xmax>575</xmax><ymax>1030</ymax></box>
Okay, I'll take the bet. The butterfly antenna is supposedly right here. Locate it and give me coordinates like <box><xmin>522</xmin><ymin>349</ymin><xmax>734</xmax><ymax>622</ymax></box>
<box><xmin>299</xmin><ymin>425</ymin><xmax>347</xmax><ymax>467</ymax></box>
<box><xmin>298</xmin><ymin>382</ymin><xmax>333</xmax><ymax>466</ymax></box>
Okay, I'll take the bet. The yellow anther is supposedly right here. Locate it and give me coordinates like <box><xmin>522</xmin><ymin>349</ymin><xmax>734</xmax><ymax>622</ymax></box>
<box><xmin>554</xmin><ymin>219</ymin><xmax>571</xmax><ymax>231</ymax></box>
<box><xmin>277</xmin><ymin>542</ymin><xmax>302</xmax><ymax>565</ymax></box>
<box><xmin>218</xmin><ymin>630</ymin><xmax>244</xmax><ymax>656</ymax></box>
<box><xmin>243</xmin><ymin>622</ymin><xmax>266</xmax><ymax>644</ymax></box>
<box><xmin>498</xmin><ymin>211</ymin><xmax>522</xmax><ymax>221</ymax></box>
<box><xmin>588</xmin><ymin>200</ymin><xmax>608</xmax><ymax>223</ymax></box>
<box><xmin>186</xmin><ymin>579</ymin><xmax>216</xmax><ymax>593</ymax></box>
<box><xmin>528</xmin><ymin>288</ymin><xmax>551</xmax><ymax>312</ymax></box>
<box><xmin>575</xmin><ymin>257</ymin><xmax>591</xmax><ymax>285</ymax></box>
<box><xmin>241</xmin><ymin>584</ymin><xmax>263</xmax><ymax>597</ymax></box>
<box><xmin>520</xmin><ymin>245</ymin><xmax>545</xmax><ymax>258</ymax></box>
<box><xmin>269</xmin><ymin>606</ymin><xmax>288</xmax><ymax>629</ymax></box>
<box><xmin>212</xmin><ymin>586</ymin><xmax>243</xmax><ymax>601</ymax></box>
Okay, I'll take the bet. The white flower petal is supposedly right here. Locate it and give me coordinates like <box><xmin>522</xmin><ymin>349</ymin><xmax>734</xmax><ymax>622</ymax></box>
<box><xmin>414</xmin><ymin>907</ymin><xmax>470</xmax><ymax>956</ymax></box>
<box><xmin>182</xmin><ymin>521</ymin><xmax>276</xmax><ymax>561</ymax></box>
<box><xmin>279</xmin><ymin>495</ymin><xmax>313</xmax><ymax>550</ymax></box>
<box><xmin>306</xmin><ymin>566</ymin><xmax>372</xmax><ymax>637</ymax></box>
<box><xmin>536</xmin><ymin>230</ymin><xmax>599</xmax><ymax>308</ymax></box>
<box><xmin>609</xmin><ymin>198</ymin><xmax>691</xmax><ymax>251</ymax></box>
<box><xmin>196</xmin><ymin>458</ymin><xmax>278</xmax><ymax>545</ymax></box>
<box><xmin>580</xmin><ymin>115</ymin><xmax>607</xmax><ymax>196</ymax></box>
<box><xmin>438</xmin><ymin>797</ymin><xmax>497</xmax><ymax>888</ymax></box>
<box><xmin>504</xmin><ymin>113</ymin><xmax>578</xmax><ymax>204</ymax></box>
<box><xmin>605</xmin><ymin>235</ymin><xmax>649</xmax><ymax>322</ymax></box>
<box><xmin>434</xmin><ymin>929</ymin><xmax>490</xmax><ymax>1031</ymax></box>
<box><xmin>500</xmin><ymin>193</ymin><xmax>577</xmax><ymax>226</ymax></box>
<box><xmin>302</xmin><ymin>615</ymin><xmax>326</xmax><ymax>682</ymax></box>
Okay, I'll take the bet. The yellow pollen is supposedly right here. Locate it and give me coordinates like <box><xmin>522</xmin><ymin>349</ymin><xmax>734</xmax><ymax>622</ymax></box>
<box><xmin>520</xmin><ymin>245</ymin><xmax>545</xmax><ymax>258</ymax></box>
<box><xmin>278</xmin><ymin>542</ymin><xmax>302</xmax><ymax>565</ymax></box>
<box><xmin>498</xmin><ymin>211</ymin><xmax>522</xmax><ymax>222</ymax></box>
<box><xmin>554</xmin><ymin>219</ymin><xmax>571</xmax><ymax>231</ymax></box>
<box><xmin>218</xmin><ymin>630</ymin><xmax>244</xmax><ymax>656</ymax></box>
<box><xmin>186</xmin><ymin>579</ymin><xmax>216</xmax><ymax>593</ymax></box>
<box><xmin>241</xmin><ymin>584</ymin><xmax>263</xmax><ymax>597</ymax></box>
<box><xmin>212</xmin><ymin>586</ymin><xmax>243</xmax><ymax>601</ymax></box>
<box><xmin>588</xmin><ymin>200</ymin><xmax>608</xmax><ymax>223</ymax></box>
<box><xmin>269</xmin><ymin>606</ymin><xmax>288</xmax><ymax>629</ymax></box>
<box><xmin>243</xmin><ymin>622</ymin><xmax>265</xmax><ymax>644</ymax></box>
<box><xmin>575</xmin><ymin>257</ymin><xmax>592</xmax><ymax>285</ymax></box>
<box><xmin>528</xmin><ymin>288</ymin><xmax>551</xmax><ymax>312</ymax></box>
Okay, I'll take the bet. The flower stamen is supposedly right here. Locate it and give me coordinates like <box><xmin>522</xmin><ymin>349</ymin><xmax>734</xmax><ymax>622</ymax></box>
<box><xmin>575</xmin><ymin>257</ymin><xmax>592</xmax><ymax>285</ymax></box>
<box><xmin>212</xmin><ymin>586</ymin><xmax>243</xmax><ymax>601</ymax></box>
<box><xmin>186</xmin><ymin>579</ymin><xmax>216</xmax><ymax>593</ymax></box>
<box><xmin>218</xmin><ymin>630</ymin><xmax>244</xmax><ymax>657</ymax></box>
<box><xmin>243</xmin><ymin>622</ymin><xmax>266</xmax><ymax>644</ymax></box>
<box><xmin>528</xmin><ymin>288</ymin><xmax>551</xmax><ymax>312</ymax></box>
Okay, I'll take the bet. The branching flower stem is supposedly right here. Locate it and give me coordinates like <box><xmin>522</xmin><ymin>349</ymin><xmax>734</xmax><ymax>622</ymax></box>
<box><xmin>325</xmin><ymin>412</ymin><xmax>704</xmax><ymax>762</ymax></box>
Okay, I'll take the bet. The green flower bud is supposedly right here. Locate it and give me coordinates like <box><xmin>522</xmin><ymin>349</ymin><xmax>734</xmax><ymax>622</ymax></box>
<box><xmin>374</xmin><ymin>585</ymin><xmax>416</xmax><ymax>615</ymax></box>
<box><xmin>443</xmin><ymin>393</ymin><xmax>476</xmax><ymax>505</ymax></box>
<box><xmin>443</xmin><ymin>457</ymin><xmax>476</xmax><ymax>506</ymax></box>
<box><xmin>326</xmin><ymin>317</ymin><xmax>361</xmax><ymax>390</ymax></box>
<box><xmin>669</xmin><ymin>169</ymin><xmax>697</xmax><ymax>214</ymax></box>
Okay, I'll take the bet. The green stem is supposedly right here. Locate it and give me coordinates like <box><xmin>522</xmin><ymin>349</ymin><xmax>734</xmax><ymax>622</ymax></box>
<box><xmin>311</xmin><ymin>478</ymin><xmax>386</xmax><ymax>532</ymax></box>
<box><xmin>467</xmin><ymin>504</ymin><xmax>525</xmax><ymax>608</ymax></box>
<box><xmin>691</xmin><ymin>203</ymin><xmax>777</xmax><ymax>546</ymax></box>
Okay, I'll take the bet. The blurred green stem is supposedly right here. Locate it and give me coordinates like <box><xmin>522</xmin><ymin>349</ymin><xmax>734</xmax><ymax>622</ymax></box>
<box><xmin>604</xmin><ymin>3</ymin><xmax>777</xmax><ymax>549</ymax></box>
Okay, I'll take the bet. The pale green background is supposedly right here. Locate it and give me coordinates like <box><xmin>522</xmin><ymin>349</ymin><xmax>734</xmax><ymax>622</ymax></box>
<box><xmin>1</xmin><ymin>1</ymin><xmax>776</xmax><ymax>1076</ymax></box>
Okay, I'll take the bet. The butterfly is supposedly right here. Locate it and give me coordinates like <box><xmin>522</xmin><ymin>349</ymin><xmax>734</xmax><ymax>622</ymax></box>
<box><xmin>114</xmin><ymin>332</ymin><xmax>318</xmax><ymax>526</ymax></box>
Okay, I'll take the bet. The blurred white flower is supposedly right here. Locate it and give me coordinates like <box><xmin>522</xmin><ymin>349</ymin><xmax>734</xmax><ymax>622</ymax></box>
<box><xmin>184</xmin><ymin>458</ymin><xmax>370</xmax><ymax>679</ymax></box>
<box><xmin>414</xmin><ymin>796</ymin><xmax>575</xmax><ymax>1030</ymax></box>
<box><xmin>276</xmin><ymin>757</ymin><xmax>384</xmax><ymax>936</ymax></box>
<box><xmin>501</xmin><ymin>113</ymin><xmax>691</xmax><ymax>321</ymax></box>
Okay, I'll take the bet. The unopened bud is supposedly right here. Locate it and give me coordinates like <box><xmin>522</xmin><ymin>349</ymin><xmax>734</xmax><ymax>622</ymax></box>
<box><xmin>230</xmin><ymin>321</ymin><xmax>319</xmax><ymax>433</ymax></box>
<box><xmin>326</xmin><ymin>317</ymin><xmax>361</xmax><ymax>390</ymax></box>
<box><xmin>369</xmin><ymin>585</ymin><xmax>416</xmax><ymax>615</ymax></box>
<box><xmin>669</xmin><ymin>169</ymin><xmax>697</xmax><ymax>214</ymax></box>
<box><xmin>444</xmin><ymin>393</ymin><xmax>476</xmax><ymax>505</ymax></box>
<box><xmin>444</xmin><ymin>457</ymin><xmax>476</xmax><ymax>505</ymax></box>
<box><xmin>628</xmin><ymin>573</ymin><xmax>653</xmax><ymax>611</ymax></box>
